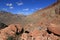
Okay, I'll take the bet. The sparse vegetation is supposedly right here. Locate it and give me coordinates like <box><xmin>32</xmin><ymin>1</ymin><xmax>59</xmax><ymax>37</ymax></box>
<box><xmin>0</xmin><ymin>22</ymin><xmax>8</xmax><ymax>29</ymax></box>
<box><xmin>7</xmin><ymin>36</ymin><xmax>13</xmax><ymax>40</ymax></box>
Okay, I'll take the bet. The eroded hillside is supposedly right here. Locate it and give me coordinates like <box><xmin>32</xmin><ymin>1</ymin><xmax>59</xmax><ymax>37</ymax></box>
<box><xmin>24</xmin><ymin>0</ymin><xmax>60</xmax><ymax>30</ymax></box>
<box><xmin>0</xmin><ymin>11</ymin><xmax>26</xmax><ymax>25</ymax></box>
<box><xmin>25</xmin><ymin>0</ymin><xmax>60</xmax><ymax>25</ymax></box>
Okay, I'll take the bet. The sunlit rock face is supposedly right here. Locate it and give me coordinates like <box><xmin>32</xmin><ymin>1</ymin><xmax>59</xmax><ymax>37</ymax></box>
<box><xmin>8</xmin><ymin>24</ymin><xmax>23</xmax><ymax>33</ymax></box>
<box><xmin>48</xmin><ymin>23</ymin><xmax>60</xmax><ymax>36</ymax></box>
<box><xmin>48</xmin><ymin>33</ymin><xmax>59</xmax><ymax>40</ymax></box>
<box><xmin>19</xmin><ymin>29</ymin><xmax>60</xmax><ymax>40</ymax></box>
<box><xmin>21</xmin><ymin>33</ymin><xmax>29</xmax><ymax>40</ymax></box>
<box><xmin>0</xmin><ymin>24</ymin><xmax>22</xmax><ymax>40</ymax></box>
<box><xmin>29</xmin><ymin>29</ymin><xmax>48</xmax><ymax>40</ymax></box>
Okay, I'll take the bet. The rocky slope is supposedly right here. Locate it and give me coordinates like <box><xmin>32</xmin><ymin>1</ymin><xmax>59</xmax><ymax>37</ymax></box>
<box><xmin>24</xmin><ymin>0</ymin><xmax>60</xmax><ymax>32</ymax></box>
<box><xmin>0</xmin><ymin>0</ymin><xmax>60</xmax><ymax>40</ymax></box>
<box><xmin>25</xmin><ymin>0</ymin><xmax>60</xmax><ymax>24</ymax></box>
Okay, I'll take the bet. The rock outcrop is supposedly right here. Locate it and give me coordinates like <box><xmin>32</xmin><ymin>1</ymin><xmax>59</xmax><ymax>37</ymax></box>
<box><xmin>48</xmin><ymin>23</ymin><xmax>60</xmax><ymax>36</ymax></box>
<box><xmin>0</xmin><ymin>24</ymin><xmax>22</xmax><ymax>40</ymax></box>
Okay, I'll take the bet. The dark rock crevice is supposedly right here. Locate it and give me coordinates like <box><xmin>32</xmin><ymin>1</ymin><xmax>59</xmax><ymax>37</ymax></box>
<box><xmin>0</xmin><ymin>23</ymin><xmax>8</xmax><ymax>29</ymax></box>
<box><xmin>46</xmin><ymin>28</ymin><xmax>60</xmax><ymax>37</ymax></box>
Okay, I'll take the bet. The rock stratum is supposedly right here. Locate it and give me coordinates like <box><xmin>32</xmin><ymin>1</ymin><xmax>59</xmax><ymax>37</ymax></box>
<box><xmin>0</xmin><ymin>0</ymin><xmax>60</xmax><ymax>40</ymax></box>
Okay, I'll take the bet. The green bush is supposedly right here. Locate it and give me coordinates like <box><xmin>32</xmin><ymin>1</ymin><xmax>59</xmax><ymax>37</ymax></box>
<box><xmin>7</xmin><ymin>36</ymin><xmax>13</xmax><ymax>40</ymax></box>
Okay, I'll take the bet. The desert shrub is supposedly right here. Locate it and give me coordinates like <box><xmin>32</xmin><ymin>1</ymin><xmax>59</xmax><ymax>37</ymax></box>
<box><xmin>0</xmin><ymin>22</ymin><xmax>8</xmax><ymax>29</ymax></box>
<box><xmin>55</xmin><ymin>5</ymin><xmax>60</xmax><ymax>15</ymax></box>
<box><xmin>7</xmin><ymin>36</ymin><xmax>13</xmax><ymax>40</ymax></box>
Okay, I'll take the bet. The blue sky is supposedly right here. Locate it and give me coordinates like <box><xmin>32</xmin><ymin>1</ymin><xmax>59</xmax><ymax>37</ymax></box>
<box><xmin>0</xmin><ymin>0</ymin><xmax>57</xmax><ymax>15</ymax></box>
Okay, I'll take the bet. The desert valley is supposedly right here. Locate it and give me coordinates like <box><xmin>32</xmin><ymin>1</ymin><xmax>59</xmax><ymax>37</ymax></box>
<box><xmin>0</xmin><ymin>0</ymin><xmax>60</xmax><ymax>40</ymax></box>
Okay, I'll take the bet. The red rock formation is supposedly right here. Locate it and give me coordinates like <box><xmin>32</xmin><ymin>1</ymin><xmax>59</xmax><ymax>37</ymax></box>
<box><xmin>0</xmin><ymin>24</ymin><xmax>22</xmax><ymax>40</ymax></box>
<box><xmin>8</xmin><ymin>24</ymin><xmax>22</xmax><ymax>33</ymax></box>
<box><xmin>29</xmin><ymin>29</ymin><xmax>48</xmax><ymax>40</ymax></box>
<box><xmin>29</xmin><ymin>29</ymin><xmax>41</xmax><ymax>38</ymax></box>
<box><xmin>48</xmin><ymin>23</ymin><xmax>60</xmax><ymax>35</ymax></box>
<box><xmin>48</xmin><ymin>33</ymin><xmax>59</xmax><ymax>40</ymax></box>
<box><xmin>21</xmin><ymin>33</ymin><xmax>29</xmax><ymax>40</ymax></box>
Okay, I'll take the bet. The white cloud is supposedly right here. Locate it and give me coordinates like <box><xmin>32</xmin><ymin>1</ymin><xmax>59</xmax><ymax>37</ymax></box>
<box><xmin>6</xmin><ymin>3</ymin><xmax>12</xmax><ymax>6</ymax></box>
<box><xmin>35</xmin><ymin>8</ymin><xmax>42</xmax><ymax>10</ymax></box>
<box><xmin>23</xmin><ymin>8</ymin><xmax>29</xmax><ymax>11</ymax></box>
<box><xmin>9</xmin><ymin>6</ymin><xmax>13</xmax><ymax>9</ymax></box>
<box><xmin>16</xmin><ymin>2</ymin><xmax>23</xmax><ymax>6</ymax></box>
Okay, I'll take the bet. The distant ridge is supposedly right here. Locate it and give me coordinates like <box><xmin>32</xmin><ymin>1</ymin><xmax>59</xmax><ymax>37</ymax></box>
<box><xmin>0</xmin><ymin>11</ymin><xmax>26</xmax><ymax>25</ymax></box>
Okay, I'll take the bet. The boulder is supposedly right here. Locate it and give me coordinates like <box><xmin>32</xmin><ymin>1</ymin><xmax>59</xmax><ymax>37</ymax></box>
<box><xmin>48</xmin><ymin>23</ymin><xmax>60</xmax><ymax>35</ymax></box>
